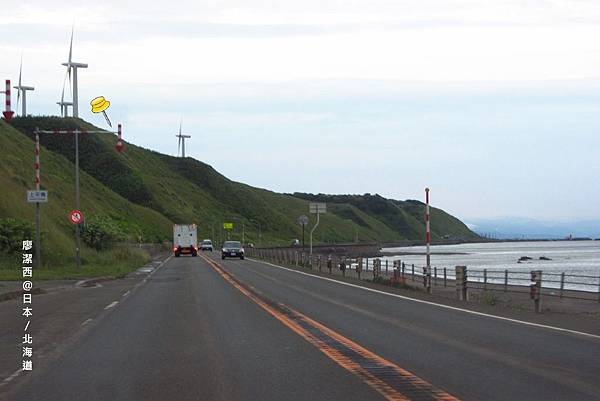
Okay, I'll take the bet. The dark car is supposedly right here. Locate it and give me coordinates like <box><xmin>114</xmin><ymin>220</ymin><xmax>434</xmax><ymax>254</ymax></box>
<box><xmin>222</xmin><ymin>241</ymin><xmax>244</xmax><ymax>260</ymax></box>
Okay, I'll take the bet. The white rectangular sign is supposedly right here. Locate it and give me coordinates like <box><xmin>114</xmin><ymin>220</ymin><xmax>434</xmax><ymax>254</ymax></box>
<box><xmin>27</xmin><ymin>190</ymin><xmax>48</xmax><ymax>203</ymax></box>
<box><xmin>309</xmin><ymin>202</ymin><xmax>326</xmax><ymax>214</ymax></box>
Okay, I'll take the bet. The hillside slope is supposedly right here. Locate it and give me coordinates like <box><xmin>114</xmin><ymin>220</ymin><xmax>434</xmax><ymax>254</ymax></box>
<box><xmin>6</xmin><ymin>116</ymin><xmax>478</xmax><ymax>248</ymax></box>
<box><xmin>0</xmin><ymin>119</ymin><xmax>172</xmax><ymax>265</ymax></box>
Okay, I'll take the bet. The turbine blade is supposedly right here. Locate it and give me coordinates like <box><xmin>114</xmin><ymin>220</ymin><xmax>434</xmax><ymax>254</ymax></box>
<box><xmin>68</xmin><ymin>67</ymin><xmax>72</xmax><ymax>98</ymax></box>
<box><xmin>61</xmin><ymin>70</ymin><xmax>67</xmax><ymax>102</ymax></box>
<box><xmin>18</xmin><ymin>56</ymin><xmax>22</xmax><ymax>86</ymax></box>
<box><xmin>68</xmin><ymin>25</ymin><xmax>74</xmax><ymax>63</ymax></box>
<box><xmin>17</xmin><ymin>56</ymin><xmax>22</xmax><ymax>113</ymax></box>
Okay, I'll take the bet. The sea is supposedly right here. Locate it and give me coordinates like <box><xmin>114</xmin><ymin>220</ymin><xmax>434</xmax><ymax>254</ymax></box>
<box><xmin>381</xmin><ymin>240</ymin><xmax>600</xmax><ymax>292</ymax></box>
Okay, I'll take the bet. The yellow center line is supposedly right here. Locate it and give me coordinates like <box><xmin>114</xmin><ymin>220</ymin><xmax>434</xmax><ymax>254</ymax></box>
<box><xmin>200</xmin><ymin>255</ymin><xmax>460</xmax><ymax>401</ymax></box>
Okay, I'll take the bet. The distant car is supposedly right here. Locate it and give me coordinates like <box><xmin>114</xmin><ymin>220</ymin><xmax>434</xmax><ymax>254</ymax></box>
<box><xmin>291</xmin><ymin>239</ymin><xmax>300</xmax><ymax>246</ymax></box>
<box><xmin>200</xmin><ymin>239</ymin><xmax>213</xmax><ymax>251</ymax></box>
<box><xmin>222</xmin><ymin>241</ymin><xmax>244</xmax><ymax>260</ymax></box>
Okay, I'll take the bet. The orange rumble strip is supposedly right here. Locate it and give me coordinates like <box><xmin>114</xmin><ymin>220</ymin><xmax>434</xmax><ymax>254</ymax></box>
<box><xmin>200</xmin><ymin>254</ymin><xmax>460</xmax><ymax>401</ymax></box>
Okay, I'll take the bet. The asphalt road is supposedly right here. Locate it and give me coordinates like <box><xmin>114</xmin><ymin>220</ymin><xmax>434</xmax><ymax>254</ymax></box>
<box><xmin>2</xmin><ymin>254</ymin><xmax>599</xmax><ymax>401</ymax></box>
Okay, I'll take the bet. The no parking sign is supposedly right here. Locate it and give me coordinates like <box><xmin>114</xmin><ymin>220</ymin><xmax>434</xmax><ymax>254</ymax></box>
<box><xmin>69</xmin><ymin>210</ymin><xmax>84</xmax><ymax>225</ymax></box>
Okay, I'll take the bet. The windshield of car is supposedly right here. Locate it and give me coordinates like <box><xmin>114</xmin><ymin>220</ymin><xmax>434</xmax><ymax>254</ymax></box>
<box><xmin>202</xmin><ymin>240</ymin><xmax>212</xmax><ymax>245</ymax></box>
<box><xmin>223</xmin><ymin>241</ymin><xmax>241</xmax><ymax>248</ymax></box>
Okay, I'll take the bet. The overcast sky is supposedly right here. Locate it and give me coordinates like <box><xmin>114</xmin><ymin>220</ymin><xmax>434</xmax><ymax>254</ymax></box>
<box><xmin>2</xmin><ymin>0</ymin><xmax>600</xmax><ymax>223</ymax></box>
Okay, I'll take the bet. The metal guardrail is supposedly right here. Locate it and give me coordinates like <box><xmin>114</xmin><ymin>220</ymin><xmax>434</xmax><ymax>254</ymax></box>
<box><xmin>246</xmin><ymin>248</ymin><xmax>600</xmax><ymax>306</ymax></box>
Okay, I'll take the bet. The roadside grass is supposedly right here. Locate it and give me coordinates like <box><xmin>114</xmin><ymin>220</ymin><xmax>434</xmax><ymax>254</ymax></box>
<box><xmin>0</xmin><ymin>247</ymin><xmax>151</xmax><ymax>281</ymax></box>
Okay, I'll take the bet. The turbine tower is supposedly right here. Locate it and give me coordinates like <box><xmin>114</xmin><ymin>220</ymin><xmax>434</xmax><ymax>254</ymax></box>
<box><xmin>61</xmin><ymin>27</ymin><xmax>87</xmax><ymax>118</ymax></box>
<box><xmin>176</xmin><ymin>120</ymin><xmax>191</xmax><ymax>158</ymax></box>
<box><xmin>14</xmin><ymin>57</ymin><xmax>34</xmax><ymax>116</ymax></box>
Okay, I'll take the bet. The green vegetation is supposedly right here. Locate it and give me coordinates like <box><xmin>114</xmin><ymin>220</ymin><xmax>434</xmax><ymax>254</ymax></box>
<box><xmin>82</xmin><ymin>215</ymin><xmax>127</xmax><ymax>251</ymax></box>
<box><xmin>0</xmin><ymin>247</ymin><xmax>150</xmax><ymax>280</ymax></box>
<box><xmin>0</xmin><ymin>218</ymin><xmax>34</xmax><ymax>254</ymax></box>
<box><xmin>1</xmin><ymin>116</ymin><xmax>478</xmax><ymax>277</ymax></box>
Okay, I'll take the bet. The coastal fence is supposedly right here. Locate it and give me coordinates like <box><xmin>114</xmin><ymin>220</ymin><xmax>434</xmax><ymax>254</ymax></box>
<box><xmin>246</xmin><ymin>248</ymin><xmax>600</xmax><ymax>304</ymax></box>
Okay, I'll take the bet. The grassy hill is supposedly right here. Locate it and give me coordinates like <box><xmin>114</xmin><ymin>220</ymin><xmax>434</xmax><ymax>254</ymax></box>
<box><xmin>2</xmin><ymin>116</ymin><xmax>478</xmax><ymax>267</ymax></box>
<box><xmin>0</xmin><ymin>119</ymin><xmax>172</xmax><ymax>270</ymax></box>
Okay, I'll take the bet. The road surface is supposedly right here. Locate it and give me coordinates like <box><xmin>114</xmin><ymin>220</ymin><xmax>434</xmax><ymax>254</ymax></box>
<box><xmin>2</xmin><ymin>254</ymin><xmax>599</xmax><ymax>401</ymax></box>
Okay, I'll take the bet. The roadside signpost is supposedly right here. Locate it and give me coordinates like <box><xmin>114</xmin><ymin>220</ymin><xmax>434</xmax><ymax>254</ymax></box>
<box><xmin>223</xmin><ymin>222</ymin><xmax>233</xmax><ymax>240</ymax></box>
<box><xmin>309</xmin><ymin>202</ymin><xmax>326</xmax><ymax>214</ymax></box>
<box><xmin>298</xmin><ymin>215</ymin><xmax>309</xmax><ymax>249</ymax></box>
<box><xmin>28</xmin><ymin>134</ymin><xmax>44</xmax><ymax>267</ymax></box>
<box><xmin>27</xmin><ymin>190</ymin><xmax>48</xmax><ymax>203</ymax></box>
<box><xmin>69</xmin><ymin>210</ymin><xmax>84</xmax><ymax>225</ymax></box>
<box><xmin>308</xmin><ymin>203</ymin><xmax>326</xmax><ymax>256</ymax></box>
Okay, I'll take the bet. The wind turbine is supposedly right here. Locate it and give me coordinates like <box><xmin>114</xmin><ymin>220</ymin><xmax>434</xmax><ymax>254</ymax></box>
<box><xmin>175</xmin><ymin>119</ymin><xmax>191</xmax><ymax>158</ymax></box>
<box><xmin>61</xmin><ymin>27</ymin><xmax>87</xmax><ymax>118</ymax></box>
<box><xmin>13</xmin><ymin>57</ymin><xmax>35</xmax><ymax>116</ymax></box>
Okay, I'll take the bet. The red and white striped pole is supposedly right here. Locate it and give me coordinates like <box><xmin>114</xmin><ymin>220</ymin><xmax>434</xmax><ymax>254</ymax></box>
<box><xmin>115</xmin><ymin>123</ymin><xmax>124</xmax><ymax>152</ymax></box>
<box><xmin>35</xmin><ymin>133</ymin><xmax>40</xmax><ymax>190</ymax></box>
<box><xmin>425</xmin><ymin>187</ymin><xmax>431</xmax><ymax>272</ymax></box>
<box><xmin>2</xmin><ymin>79</ymin><xmax>14</xmax><ymax>122</ymax></box>
<box><xmin>34</xmin><ymin>130</ymin><xmax>42</xmax><ymax>268</ymax></box>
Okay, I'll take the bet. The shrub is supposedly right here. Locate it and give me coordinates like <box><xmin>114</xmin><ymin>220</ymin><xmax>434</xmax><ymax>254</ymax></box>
<box><xmin>81</xmin><ymin>216</ymin><xmax>126</xmax><ymax>251</ymax></box>
<box><xmin>0</xmin><ymin>218</ymin><xmax>35</xmax><ymax>255</ymax></box>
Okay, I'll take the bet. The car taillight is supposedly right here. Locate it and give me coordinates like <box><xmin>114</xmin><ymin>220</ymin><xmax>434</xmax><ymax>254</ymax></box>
<box><xmin>173</xmin><ymin>247</ymin><xmax>177</xmax><ymax>252</ymax></box>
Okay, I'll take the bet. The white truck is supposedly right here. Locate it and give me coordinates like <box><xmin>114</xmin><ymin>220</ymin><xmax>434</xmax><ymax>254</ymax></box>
<box><xmin>173</xmin><ymin>224</ymin><xmax>198</xmax><ymax>257</ymax></box>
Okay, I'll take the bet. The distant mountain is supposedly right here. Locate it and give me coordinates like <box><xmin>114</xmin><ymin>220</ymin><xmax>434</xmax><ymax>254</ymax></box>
<box><xmin>466</xmin><ymin>217</ymin><xmax>600</xmax><ymax>240</ymax></box>
<box><xmin>1</xmin><ymin>116</ymin><xmax>479</xmax><ymax>262</ymax></box>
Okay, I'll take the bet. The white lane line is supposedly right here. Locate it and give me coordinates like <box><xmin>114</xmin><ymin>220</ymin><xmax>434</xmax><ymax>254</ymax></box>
<box><xmin>81</xmin><ymin>318</ymin><xmax>93</xmax><ymax>326</ymax></box>
<box><xmin>104</xmin><ymin>301</ymin><xmax>118</xmax><ymax>310</ymax></box>
<box><xmin>122</xmin><ymin>290</ymin><xmax>130</xmax><ymax>298</ymax></box>
<box><xmin>1</xmin><ymin>369</ymin><xmax>22</xmax><ymax>385</ymax></box>
<box><xmin>249</xmin><ymin>258</ymin><xmax>600</xmax><ymax>340</ymax></box>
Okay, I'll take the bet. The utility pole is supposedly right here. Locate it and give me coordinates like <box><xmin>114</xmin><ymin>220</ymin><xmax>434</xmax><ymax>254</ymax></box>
<box><xmin>74</xmin><ymin>129</ymin><xmax>82</xmax><ymax>267</ymax></box>
<box><xmin>309</xmin><ymin>203</ymin><xmax>326</xmax><ymax>257</ymax></box>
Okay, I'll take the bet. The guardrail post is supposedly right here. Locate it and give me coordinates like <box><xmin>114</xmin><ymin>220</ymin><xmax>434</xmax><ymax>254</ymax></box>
<box><xmin>295</xmin><ymin>251</ymin><xmax>298</xmax><ymax>266</ymax></box>
<box><xmin>327</xmin><ymin>254</ymin><xmax>332</xmax><ymax>273</ymax></box>
<box><xmin>560</xmin><ymin>272</ymin><xmax>565</xmax><ymax>298</ymax></box>
<box><xmin>456</xmin><ymin>266</ymin><xmax>467</xmax><ymax>301</ymax></box>
<box><xmin>530</xmin><ymin>270</ymin><xmax>542</xmax><ymax>313</ymax></box>
<box><xmin>443</xmin><ymin>267</ymin><xmax>447</xmax><ymax>287</ymax></box>
<box><xmin>483</xmin><ymin>268</ymin><xmax>488</xmax><ymax>291</ymax></box>
<box><xmin>504</xmin><ymin>269</ymin><xmax>508</xmax><ymax>292</ymax></box>
<box><xmin>411</xmin><ymin>264</ymin><xmax>415</xmax><ymax>281</ymax></box>
<box><xmin>401</xmin><ymin>262</ymin><xmax>405</xmax><ymax>279</ymax></box>
<box><xmin>317</xmin><ymin>255</ymin><xmax>322</xmax><ymax>271</ymax></box>
<box><xmin>598</xmin><ymin>275</ymin><xmax>600</xmax><ymax>303</ymax></box>
<box><xmin>309</xmin><ymin>254</ymin><xmax>313</xmax><ymax>269</ymax></box>
<box><xmin>357</xmin><ymin>257</ymin><xmax>362</xmax><ymax>279</ymax></box>
<box><xmin>365</xmin><ymin>258</ymin><xmax>369</xmax><ymax>271</ymax></box>
<box><xmin>385</xmin><ymin>260</ymin><xmax>388</xmax><ymax>275</ymax></box>
<box><xmin>373</xmin><ymin>258</ymin><xmax>381</xmax><ymax>279</ymax></box>
<box><xmin>434</xmin><ymin>267</ymin><xmax>437</xmax><ymax>286</ymax></box>
<box><xmin>424</xmin><ymin>267</ymin><xmax>432</xmax><ymax>293</ymax></box>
